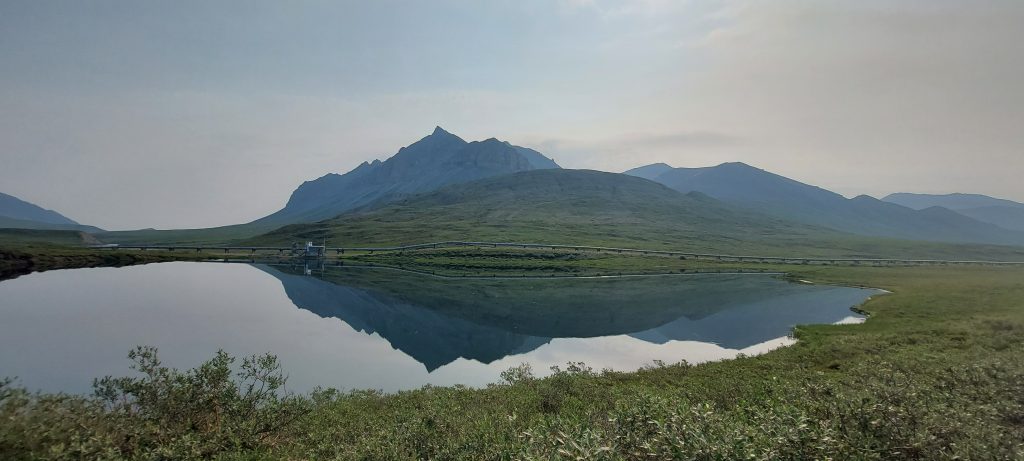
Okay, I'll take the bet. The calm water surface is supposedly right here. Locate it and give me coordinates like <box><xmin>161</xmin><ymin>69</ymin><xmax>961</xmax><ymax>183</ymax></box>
<box><xmin>0</xmin><ymin>262</ymin><xmax>881</xmax><ymax>393</ymax></box>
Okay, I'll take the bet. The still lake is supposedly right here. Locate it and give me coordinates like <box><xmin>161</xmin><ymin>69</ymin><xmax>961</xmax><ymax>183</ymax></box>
<box><xmin>0</xmin><ymin>262</ymin><xmax>881</xmax><ymax>393</ymax></box>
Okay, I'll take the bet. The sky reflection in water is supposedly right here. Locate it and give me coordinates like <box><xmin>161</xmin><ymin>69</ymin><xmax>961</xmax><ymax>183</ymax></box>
<box><xmin>0</xmin><ymin>262</ymin><xmax>880</xmax><ymax>393</ymax></box>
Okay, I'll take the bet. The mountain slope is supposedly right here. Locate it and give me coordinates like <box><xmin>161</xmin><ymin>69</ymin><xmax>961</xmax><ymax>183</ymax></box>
<box><xmin>0</xmin><ymin>192</ymin><xmax>101</xmax><ymax>232</ymax></box>
<box><xmin>883</xmin><ymin>193</ymin><xmax>1024</xmax><ymax>232</ymax></box>
<box><xmin>249</xmin><ymin>169</ymin><xmax>853</xmax><ymax>253</ymax></box>
<box><xmin>883</xmin><ymin>192</ymin><xmax>1024</xmax><ymax>211</ymax></box>
<box><xmin>624</xmin><ymin>162</ymin><xmax>679</xmax><ymax>181</ymax></box>
<box><xmin>1</xmin><ymin>192</ymin><xmax>78</xmax><ymax>225</ymax></box>
<box><xmin>625</xmin><ymin>163</ymin><xmax>1024</xmax><ymax>246</ymax></box>
<box><xmin>512</xmin><ymin>146</ymin><xmax>560</xmax><ymax>170</ymax></box>
<box><xmin>0</xmin><ymin>216</ymin><xmax>101</xmax><ymax>233</ymax></box>
<box><xmin>950</xmin><ymin>207</ymin><xmax>1024</xmax><ymax>233</ymax></box>
<box><xmin>253</xmin><ymin>127</ymin><xmax>560</xmax><ymax>225</ymax></box>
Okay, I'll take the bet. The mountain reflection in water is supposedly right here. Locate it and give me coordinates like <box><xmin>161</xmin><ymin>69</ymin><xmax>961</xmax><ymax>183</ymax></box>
<box><xmin>0</xmin><ymin>262</ymin><xmax>880</xmax><ymax>393</ymax></box>
<box><xmin>256</xmin><ymin>263</ymin><xmax>875</xmax><ymax>371</ymax></box>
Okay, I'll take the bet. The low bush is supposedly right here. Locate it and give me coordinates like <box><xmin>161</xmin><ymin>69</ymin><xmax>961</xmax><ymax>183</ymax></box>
<box><xmin>1</xmin><ymin>347</ymin><xmax>308</xmax><ymax>460</ymax></box>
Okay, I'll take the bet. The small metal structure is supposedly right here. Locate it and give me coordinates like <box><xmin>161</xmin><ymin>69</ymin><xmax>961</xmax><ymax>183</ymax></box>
<box><xmin>303</xmin><ymin>241</ymin><xmax>326</xmax><ymax>258</ymax></box>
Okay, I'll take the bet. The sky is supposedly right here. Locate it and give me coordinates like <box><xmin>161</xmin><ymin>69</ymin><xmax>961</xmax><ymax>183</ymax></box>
<box><xmin>1</xmin><ymin>0</ymin><xmax>1022</xmax><ymax>230</ymax></box>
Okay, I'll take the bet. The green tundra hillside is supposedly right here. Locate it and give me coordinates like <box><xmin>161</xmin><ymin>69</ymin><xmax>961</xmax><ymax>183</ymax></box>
<box><xmin>246</xmin><ymin>169</ymin><xmax>1024</xmax><ymax>261</ymax></box>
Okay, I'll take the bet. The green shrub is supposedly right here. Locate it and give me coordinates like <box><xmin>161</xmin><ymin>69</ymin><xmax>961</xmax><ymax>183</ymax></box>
<box><xmin>0</xmin><ymin>348</ymin><xmax>308</xmax><ymax>460</ymax></box>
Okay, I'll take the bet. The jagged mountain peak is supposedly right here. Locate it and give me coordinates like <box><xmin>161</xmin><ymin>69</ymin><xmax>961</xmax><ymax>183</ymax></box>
<box><xmin>424</xmin><ymin>126</ymin><xmax>463</xmax><ymax>142</ymax></box>
<box><xmin>716</xmin><ymin>161</ymin><xmax>755</xmax><ymax>170</ymax></box>
<box><xmin>475</xmin><ymin>137</ymin><xmax>504</xmax><ymax>145</ymax></box>
<box><xmin>400</xmin><ymin>127</ymin><xmax>466</xmax><ymax>151</ymax></box>
<box><xmin>254</xmin><ymin>127</ymin><xmax>561</xmax><ymax>225</ymax></box>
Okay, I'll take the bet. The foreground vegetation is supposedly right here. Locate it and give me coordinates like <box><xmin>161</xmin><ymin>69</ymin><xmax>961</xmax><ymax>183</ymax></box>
<box><xmin>2</xmin><ymin>258</ymin><xmax>1023</xmax><ymax>460</ymax></box>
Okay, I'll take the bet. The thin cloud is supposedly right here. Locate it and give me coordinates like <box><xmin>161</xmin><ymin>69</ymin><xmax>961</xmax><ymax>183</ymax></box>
<box><xmin>525</xmin><ymin>130</ymin><xmax>742</xmax><ymax>172</ymax></box>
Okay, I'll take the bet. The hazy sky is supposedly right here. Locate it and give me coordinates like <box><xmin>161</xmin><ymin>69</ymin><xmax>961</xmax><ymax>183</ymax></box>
<box><xmin>2</xmin><ymin>0</ymin><xmax>1022</xmax><ymax>230</ymax></box>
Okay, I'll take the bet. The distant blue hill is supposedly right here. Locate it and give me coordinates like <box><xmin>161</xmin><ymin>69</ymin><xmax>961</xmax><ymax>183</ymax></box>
<box><xmin>621</xmin><ymin>162</ymin><xmax>674</xmax><ymax>179</ymax></box>
<box><xmin>626</xmin><ymin>162</ymin><xmax>1024</xmax><ymax>246</ymax></box>
<box><xmin>253</xmin><ymin>126</ymin><xmax>561</xmax><ymax>225</ymax></box>
<box><xmin>0</xmin><ymin>192</ymin><xmax>78</xmax><ymax>225</ymax></box>
<box><xmin>883</xmin><ymin>193</ymin><xmax>1024</xmax><ymax>232</ymax></box>
<box><xmin>0</xmin><ymin>192</ymin><xmax>102</xmax><ymax>232</ymax></box>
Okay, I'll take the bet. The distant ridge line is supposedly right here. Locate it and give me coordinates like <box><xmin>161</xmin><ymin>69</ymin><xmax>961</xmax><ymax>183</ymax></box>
<box><xmin>101</xmin><ymin>240</ymin><xmax>1024</xmax><ymax>266</ymax></box>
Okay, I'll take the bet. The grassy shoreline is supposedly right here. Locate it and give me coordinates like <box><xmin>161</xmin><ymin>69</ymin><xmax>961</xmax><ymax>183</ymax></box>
<box><xmin>0</xmin><ymin>244</ymin><xmax>208</xmax><ymax>281</ymax></box>
<box><xmin>2</xmin><ymin>246</ymin><xmax>1023</xmax><ymax>459</ymax></box>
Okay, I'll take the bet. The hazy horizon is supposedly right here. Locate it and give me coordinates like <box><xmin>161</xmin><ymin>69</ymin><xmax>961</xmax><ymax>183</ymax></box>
<box><xmin>2</xmin><ymin>1</ymin><xmax>1023</xmax><ymax>230</ymax></box>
